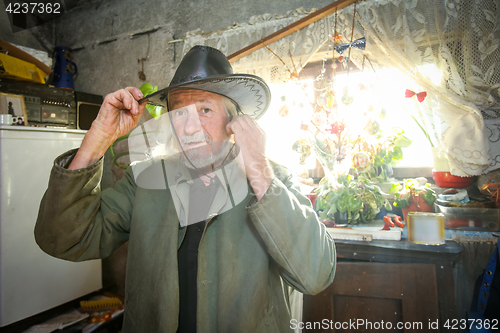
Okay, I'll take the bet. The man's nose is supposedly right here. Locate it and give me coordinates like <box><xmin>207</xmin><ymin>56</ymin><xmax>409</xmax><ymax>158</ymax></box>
<box><xmin>184</xmin><ymin>109</ymin><xmax>202</xmax><ymax>135</ymax></box>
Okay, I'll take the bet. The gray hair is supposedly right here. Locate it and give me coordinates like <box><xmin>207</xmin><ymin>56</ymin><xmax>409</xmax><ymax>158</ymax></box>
<box><xmin>167</xmin><ymin>90</ymin><xmax>238</xmax><ymax>123</ymax></box>
<box><xmin>220</xmin><ymin>95</ymin><xmax>238</xmax><ymax>122</ymax></box>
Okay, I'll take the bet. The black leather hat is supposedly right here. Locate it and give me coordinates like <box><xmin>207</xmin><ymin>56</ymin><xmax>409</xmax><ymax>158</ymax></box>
<box><xmin>140</xmin><ymin>45</ymin><xmax>271</xmax><ymax>120</ymax></box>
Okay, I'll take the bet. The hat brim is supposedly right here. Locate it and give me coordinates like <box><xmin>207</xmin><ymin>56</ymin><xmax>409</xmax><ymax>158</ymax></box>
<box><xmin>139</xmin><ymin>74</ymin><xmax>271</xmax><ymax>120</ymax></box>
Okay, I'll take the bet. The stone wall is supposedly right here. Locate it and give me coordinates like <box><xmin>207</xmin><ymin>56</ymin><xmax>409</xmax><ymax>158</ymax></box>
<box><xmin>0</xmin><ymin>0</ymin><xmax>332</xmax><ymax>296</ymax></box>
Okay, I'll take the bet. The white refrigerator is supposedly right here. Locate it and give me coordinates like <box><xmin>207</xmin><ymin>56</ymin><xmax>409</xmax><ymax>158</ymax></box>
<box><xmin>0</xmin><ymin>126</ymin><xmax>102</xmax><ymax>327</ymax></box>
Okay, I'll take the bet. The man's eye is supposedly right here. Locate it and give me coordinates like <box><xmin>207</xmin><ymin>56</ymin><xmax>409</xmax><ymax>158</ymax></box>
<box><xmin>175</xmin><ymin>110</ymin><xmax>185</xmax><ymax>116</ymax></box>
<box><xmin>201</xmin><ymin>108</ymin><xmax>211</xmax><ymax>114</ymax></box>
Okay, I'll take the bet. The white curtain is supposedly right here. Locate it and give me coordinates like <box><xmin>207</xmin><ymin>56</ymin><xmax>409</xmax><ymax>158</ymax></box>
<box><xmin>182</xmin><ymin>0</ymin><xmax>500</xmax><ymax>176</ymax></box>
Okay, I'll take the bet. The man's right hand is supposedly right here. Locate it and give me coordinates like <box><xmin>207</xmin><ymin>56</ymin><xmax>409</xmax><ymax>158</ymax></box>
<box><xmin>68</xmin><ymin>87</ymin><xmax>147</xmax><ymax>170</ymax></box>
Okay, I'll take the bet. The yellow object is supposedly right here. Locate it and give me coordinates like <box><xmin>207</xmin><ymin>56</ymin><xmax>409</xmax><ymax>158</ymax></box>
<box><xmin>0</xmin><ymin>53</ymin><xmax>46</xmax><ymax>84</ymax></box>
<box><xmin>80</xmin><ymin>297</ymin><xmax>122</xmax><ymax>313</ymax></box>
<box><xmin>407</xmin><ymin>212</ymin><xmax>445</xmax><ymax>245</ymax></box>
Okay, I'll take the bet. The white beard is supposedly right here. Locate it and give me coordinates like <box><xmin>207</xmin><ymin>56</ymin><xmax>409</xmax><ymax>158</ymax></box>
<box><xmin>180</xmin><ymin>139</ymin><xmax>233</xmax><ymax>171</ymax></box>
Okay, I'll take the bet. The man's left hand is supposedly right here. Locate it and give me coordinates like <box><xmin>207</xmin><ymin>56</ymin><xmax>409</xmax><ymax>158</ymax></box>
<box><xmin>226</xmin><ymin>115</ymin><xmax>273</xmax><ymax>201</ymax></box>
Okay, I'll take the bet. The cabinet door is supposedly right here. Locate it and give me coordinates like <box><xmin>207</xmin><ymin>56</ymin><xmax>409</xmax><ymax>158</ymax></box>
<box><xmin>303</xmin><ymin>262</ymin><xmax>440</xmax><ymax>332</ymax></box>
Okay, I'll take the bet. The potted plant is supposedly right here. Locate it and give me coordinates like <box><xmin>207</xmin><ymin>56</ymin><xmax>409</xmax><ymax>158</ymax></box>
<box><xmin>359</xmin><ymin>128</ymin><xmax>412</xmax><ymax>181</ymax></box>
<box><xmin>315</xmin><ymin>174</ymin><xmax>392</xmax><ymax>225</ymax></box>
<box><xmin>389</xmin><ymin>178</ymin><xmax>437</xmax><ymax>221</ymax></box>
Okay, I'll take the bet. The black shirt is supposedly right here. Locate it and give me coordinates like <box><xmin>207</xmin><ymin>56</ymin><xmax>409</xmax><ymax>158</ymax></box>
<box><xmin>177</xmin><ymin>174</ymin><xmax>219</xmax><ymax>333</ymax></box>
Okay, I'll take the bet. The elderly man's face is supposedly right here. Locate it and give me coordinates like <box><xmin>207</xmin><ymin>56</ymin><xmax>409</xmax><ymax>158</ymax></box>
<box><xmin>169</xmin><ymin>89</ymin><xmax>231</xmax><ymax>170</ymax></box>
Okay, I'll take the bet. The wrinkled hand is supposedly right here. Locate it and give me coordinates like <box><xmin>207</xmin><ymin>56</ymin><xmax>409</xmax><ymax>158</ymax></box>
<box><xmin>92</xmin><ymin>87</ymin><xmax>147</xmax><ymax>143</ymax></box>
<box><xmin>69</xmin><ymin>87</ymin><xmax>147</xmax><ymax>170</ymax></box>
<box><xmin>226</xmin><ymin>115</ymin><xmax>273</xmax><ymax>200</ymax></box>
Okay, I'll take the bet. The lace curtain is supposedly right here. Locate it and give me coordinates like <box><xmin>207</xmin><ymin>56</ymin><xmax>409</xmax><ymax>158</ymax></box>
<box><xmin>182</xmin><ymin>0</ymin><xmax>500</xmax><ymax>176</ymax></box>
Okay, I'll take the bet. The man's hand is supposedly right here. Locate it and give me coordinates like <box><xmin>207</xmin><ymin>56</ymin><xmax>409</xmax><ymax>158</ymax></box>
<box><xmin>226</xmin><ymin>115</ymin><xmax>273</xmax><ymax>201</ymax></box>
<box><xmin>69</xmin><ymin>87</ymin><xmax>147</xmax><ymax>170</ymax></box>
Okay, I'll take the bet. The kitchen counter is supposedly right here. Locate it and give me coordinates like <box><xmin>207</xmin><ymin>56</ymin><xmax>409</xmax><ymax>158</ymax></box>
<box><xmin>303</xmin><ymin>234</ymin><xmax>464</xmax><ymax>332</ymax></box>
<box><xmin>334</xmin><ymin>238</ymin><xmax>463</xmax><ymax>261</ymax></box>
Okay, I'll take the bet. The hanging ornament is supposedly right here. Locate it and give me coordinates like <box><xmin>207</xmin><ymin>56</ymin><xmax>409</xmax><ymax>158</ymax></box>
<box><xmin>313</xmin><ymin>59</ymin><xmax>332</xmax><ymax>92</ymax></box>
<box><xmin>316</xmin><ymin>94</ymin><xmax>328</xmax><ymax>107</ymax></box>
<box><xmin>290</xmin><ymin>72</ymin><xmax>299</xmax><ymax>81</ymax></box>
<box><xmin>378</xmin><ymin>108</ymin><xmax>387</xmax><ymax>119</ymax></box>
<box><xmin>331</xmin><ymin>11</ymin><xmax>343</xmax><ymax>43</ymax></box>
<box><xmin>292</xmin><ymin>139</ymin><xmax>312</xmax><ymax>165</ymax></box>
<box><xmin>331</xmin><ymin>62</ymin><xmax>338</xmax><ymax>69</ymax></box>
<box><xmin>365</xmin><ymin>120</ymin><xmax>380</xmax><ymax>135</ymax></box>
<box><xmin>325</xmin><ymin>91</ymin><xmax>334</xmax><ymax>107</ymax></box>
<box><xmin>337</xmin><ymin>56</ymin><xmax>344</xmax><ymax>63</ymax></box>
<box><xmin>332</xmin><ymin>32</ymin><xmax>342</xmax><ymax>42</ymax></box>
<box><xmin>341</xmin><ymin>93</ymin><xmax>354</xmax><ymax>106</ymax></box>
<box><xmin>367</xmin><ymin>105</ymin><xmax>374</xmax><ymax>112</ymax></box>
<box><xmin>313</xmin><ymin>79</ymin><xmax>329</xmax><ymax>91</ymax></box>
<box><xmin>279</xmin><ymin>104</ymin><xmax>290</xmax><ymax>117</ymax></box>
<box><xmin>352</xmin><ymin>152</ymin><xmax>370</xmax><ymax>169</ymax></box>
<box><xmin>332</xmin><ymin>11</ymin><xmax>343</xmax><ymax>42</ymax></box>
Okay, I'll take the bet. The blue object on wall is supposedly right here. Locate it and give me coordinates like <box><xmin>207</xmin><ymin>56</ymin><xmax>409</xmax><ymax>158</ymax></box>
<box><xmin>52</xmin><ymin>46</ymin><xmax>77</xmax><ymax>90</ymax></box>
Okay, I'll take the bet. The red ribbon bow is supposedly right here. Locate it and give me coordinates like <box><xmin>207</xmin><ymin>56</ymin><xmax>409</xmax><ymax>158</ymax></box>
<box><xmin>405</xmin><ymin>89</ymin><xmax>427</xmax><ymax>103</ymax></box>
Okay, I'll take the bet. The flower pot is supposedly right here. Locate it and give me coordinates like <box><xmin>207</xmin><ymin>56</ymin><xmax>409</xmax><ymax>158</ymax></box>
<box><xmin>402</xmin><ymin>194</ymin><xmax>433</xmax><ymax>222</ymax></box>
<box><xmin>334</xmin><ymin>211</ymin><xmax>349</xmax><ymax>225</ymax></box>
<box><xmin>305</xmin><ymin>192</ymin><xmax>317</xmax><ymax>208</ymax></box>
<box><xmin>432</xmin><ymin>170</ymin><xmax>473</xmax><ymax>188</ymax></box>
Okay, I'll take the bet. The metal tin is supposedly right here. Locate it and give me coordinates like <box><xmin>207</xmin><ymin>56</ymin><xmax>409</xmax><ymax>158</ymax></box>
<box><xmin>407</xmin><ymin>212</ymin><xmax>445</xmax><ymax>245</ymax></box>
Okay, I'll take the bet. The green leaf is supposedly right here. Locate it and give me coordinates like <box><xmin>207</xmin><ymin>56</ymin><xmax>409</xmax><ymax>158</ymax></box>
<box><xmin>391</xmin><ymin>146</ymin><xmax>403</xmax><ymax>160</ymax></box>
<box><xmin>389</xmin><ymin>183</ymin><xmax>400</xmax><ymax>193</ymax></box>
<box><xmin>147</xmin><ymin>105</ymin><xmax>162</xmax><ymax>120</ymax></box>
<box><xmin>139</xmin><ymin>82</ymin><xmax>156</xmax><ymax>96</ymax></box>
<box><xmin>394</xmin><ymin>135</ymin><xmax>412</xmax><ymax>148</ymax></box>
<box><xmin>327</xmin><ymin>203</ymin><xmax>338</xmax><ymax>216</ymax></box>
<box><xmin>139</xmin><ymin>82</ymin><xmax>163</xmax><ymax>119</ymax></box>
<box><xmin>392</xmin><ymin>126</ymin><xmax>405</xmax><ymax>136</ymax></box>
<box><xmin>422</xmin><ymin>188</ymin><xmax>437</xmax><ymax>206</ymax></box>
<box><xmin>394</xmin><ymin>200</ymin><xmax>407</xmax><ymax>209</ymax></box>
<box><xmin>348</xmin><ymin>196</ymin><xmax>362</xmax><ymax>212</ymax></box>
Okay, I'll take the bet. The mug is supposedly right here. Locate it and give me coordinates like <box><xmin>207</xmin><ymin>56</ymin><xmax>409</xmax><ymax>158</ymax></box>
<box><xmin>0</xmin><ymin>114</ymin><xmax>13</xmax><ymax>125</ymax></box>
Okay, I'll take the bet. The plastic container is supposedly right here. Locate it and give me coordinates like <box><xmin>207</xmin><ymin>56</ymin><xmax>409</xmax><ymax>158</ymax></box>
<box><xmin>435</xmin><ymin>204</ymin><xmax>500</xmax><ymax>231</ymax></box>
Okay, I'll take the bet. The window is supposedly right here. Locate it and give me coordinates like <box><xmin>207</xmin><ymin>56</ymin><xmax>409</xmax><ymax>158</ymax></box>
<box><xmin>258</xmin><ymin>61</ymin><xmax>439</xmax><ymax>178</ymax></box>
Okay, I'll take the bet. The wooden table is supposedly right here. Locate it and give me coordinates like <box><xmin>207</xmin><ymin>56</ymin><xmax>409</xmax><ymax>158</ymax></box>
<box><xmin>303</xmin><ymin>239</ymin><xmax>463</xmax><ymax>332</ymax></box>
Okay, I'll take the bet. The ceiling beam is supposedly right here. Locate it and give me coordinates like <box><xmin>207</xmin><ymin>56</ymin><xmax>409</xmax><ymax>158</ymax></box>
<box><xmin>227</xmin><ymin>0</ymin><xmax>359</xmax><ymax>63</ymax></box>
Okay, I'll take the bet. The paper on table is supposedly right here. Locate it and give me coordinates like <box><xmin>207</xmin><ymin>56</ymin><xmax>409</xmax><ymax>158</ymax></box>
<box><xmin>22</xmin><ymin>323</ymin><xmax>60</xmax><ymax>333</ymax></box>
<box><xmin>22</xmin><ymin>310</ymin><xmax>89</xmax><ymax>333</ymax></box>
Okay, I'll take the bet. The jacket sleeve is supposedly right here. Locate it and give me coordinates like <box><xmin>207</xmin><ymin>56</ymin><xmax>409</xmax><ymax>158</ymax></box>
<box><xmin>246</xmin><ymin>162</ymin><xmax>336</xmax><ymax>295</ymax></box>
<box><xmin>34</xmin><ymin>149</ymin><xmax>136</xmax><ymax>261</ymax></box>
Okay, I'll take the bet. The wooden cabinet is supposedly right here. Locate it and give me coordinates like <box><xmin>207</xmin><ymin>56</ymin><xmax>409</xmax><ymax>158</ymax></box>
<box><xmin>303</xmin><ymin>240</ymin><xmax>463</xmax><ymax>332</ymax></box>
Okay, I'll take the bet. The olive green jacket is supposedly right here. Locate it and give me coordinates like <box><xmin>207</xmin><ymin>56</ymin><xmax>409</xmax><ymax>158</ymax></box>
<box><xmin>35</xmin><ymin>149</ymin><xmax>336</xmax><ymax>333</ymax></box>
